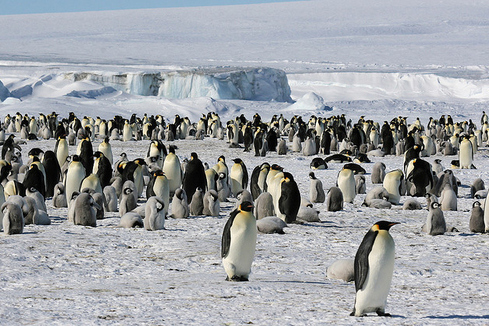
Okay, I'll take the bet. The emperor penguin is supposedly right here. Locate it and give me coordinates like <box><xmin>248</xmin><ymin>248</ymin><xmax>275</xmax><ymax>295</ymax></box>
<box><xmin>382</xmin><ymin>169</ymin><xmax>404</xmax><ymax>205</ymax></box>
<box><xmin>440</xmin><ymin>184</ymin><xmax>457</xmax><ymax>211</ymax></box>
<box><xmin>423</xmin><ymin>202</ymin><xmax>446</xmax><ymax>235</ymax></box>
<box><xmin>144</xmin><ymin>196</ymin><xmax>166</xmax><ymax>231</ymax></box>
<box><xmin>470</xmin><ymin>201</ymin><xmax>485</xmax><ymax>233</ymax></box>
<box><xmin>182</xmin><ymin>152</ymin><xmax>206</xmax><ymax>203</ymax></box>
<box><xmin>351</xmin><ymin>221</ymin><xmax>399</xmax><ymax>317</ymax></box>
<box><xmin>337</xmin><ymin>167</ymin><xmax>356</xmax><ymax>203</ymax></box>
<box><xmin>103</xmin><ymin>185</ymin><xmax>118</xmax><ymax>212</ymax></box>
<box><xmin>163</xmin><ymin>145</ymin><xmax>183</xmax><ymax>197</ymax></box>
<box><xmin>98</xmin><ymin>137</ymin><xmax>113</xmax><ymax>165</ymax></box>
<box><xmin>65</xmin><ymin>155</ymin><xmax>86</xmax><ymax>208</ymax></box>
<box><xmin>309</xmin><ymin>172</ymin><xmax>325</xmax><ymax>203</ymax></box>
<box><xmin>250</xmin><ymin>162</ymin><xmax>270</xmax><ymax>200</ymax></box>
<box><xmin>371</xmin><ymin>162</ymin><xmax>386</xmax><ymax>184</ymax></box>
<box><xmin>146</xmin><ymin>170</ymin><xmax>170</xmax><ymax>217</ymax></box>
<box><xmin>171</xmin><ymin>188</ymin><xmax>189</xmax><ymax>218</ymax></box>
<box><xmin>119</xmin><ymin>181</ymin><xmax>138</xmax><ymax>217</ymax></box>
<box><xmin>2</xmin><ymin>201</ymin><xmax>24</xmax><ymax>234</ymax></box>
<box><xmin>230</xmin><ymin>158</ymin><xmax>248</xmax><ymax>197</ymax></box>
<box><xmin>253</xmin><ymin>191</ymin><xmax>274</xmax><ymax>219</ymax></box>
<box><xmin>22</xmin><ymin>163</ymin><xmax>46</xmax><ymax>199</ymax></box>
<box><xmin>53</xmin><ymin>183</ymin><xmax>68</xmax><ymax>208</ymax></box>
<box><xmin>203</xmin><ymin>189</ymin><xmax>220</xmax><ymax>217</ymax></box>
<box><xmin>276</xmin><ymin>172</ymin><xmax>301</xmax><ymax>223</ymax></box>
<box><xmin>459</xmin><ymin>135</ymin><xmax>474</xmax><ymax>169</ymax></box>
<box><xmin>326</xmin><ymin>187</ymin><xmax>344</xmax><ymax>212</ymax></box>
<box><xmin>55</xmin><ymin>134</ymin><xmax>69</xmax><ymax>168</ymax></box>
<box><xmin>73</xmin><ymin>192</ymin><xmax>99</xmax><ymax>227</ymax></box>
<box><xmin>41</xmin><ymin>150</ymin><xmax>61</xmax><ymax>198</ymax></box>
<box><xmin>221</xmin><ymin>201</ymin><xmax>257</xmax><ymax>281</ymax></box>
<box><xmin>189</xmin><ymin>187</ymin><xmax>204</xmax><ymax>216</ymax></box>
<box><xmin>93</xmin><ymin>151</ymin><xmax>112</xmax><ymax>189</ymax></box>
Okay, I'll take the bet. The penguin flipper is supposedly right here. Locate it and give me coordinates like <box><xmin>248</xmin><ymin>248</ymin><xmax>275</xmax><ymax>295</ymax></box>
<box><xmin>354</xmin><ymin>229</ymin><xmax>377</xmax><ymax>292</ymax></box>
<box><xmin>221</xmin><ymin>209</ymin><xmax>239</xmax><ymax>258</ymax></box>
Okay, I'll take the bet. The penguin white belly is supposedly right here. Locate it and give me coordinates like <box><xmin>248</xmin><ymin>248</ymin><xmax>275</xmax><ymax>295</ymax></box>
<box><xmin>338</xmin><ymin>173</ymin><xmax>355</xmax><ymax>203</ymax></box>
<box><xmin>230</xmin><ymin>166</ymin><xmax>244</xmax><ymax>196</ymax></box>
<box><xmin>354</xmin><ymin>232</ymin><xmax>395</xmax><ymax>315</ymax></box>
<box><xmin>223</xmin><ymin>217</ymin><xmax>257</xmax><ymax>277</ymax></box>
<box><xmin>163</xmin><ymin>156</ymin><xmax>182</xmax><ymax>194</ymax></box>
<box><xmin>459</xmin><ymin>141</ymin><xmax>473</xmax><ymax>169</ymax></box>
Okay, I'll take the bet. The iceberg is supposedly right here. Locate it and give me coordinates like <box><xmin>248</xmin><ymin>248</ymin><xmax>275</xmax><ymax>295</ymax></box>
<box><xmin>0</xmin><ymin>80</ymin><xmax>11</xmax><ymax>102</ymax></box>
<box><xmin>66</xmin><ymin>67</ymin><xmax>292</xmax><ymax>102</ymax></box>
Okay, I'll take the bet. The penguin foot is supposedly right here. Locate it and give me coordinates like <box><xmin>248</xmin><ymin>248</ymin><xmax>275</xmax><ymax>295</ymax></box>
<box><xmin>226</xmin><ymin>275</ymin><xmax>249</xmax><ymax>282</ymax></box>
<box><xmin>376</xmin><ymin>309</ymin><xmax>391</xmax><ymax>317</ymax></box>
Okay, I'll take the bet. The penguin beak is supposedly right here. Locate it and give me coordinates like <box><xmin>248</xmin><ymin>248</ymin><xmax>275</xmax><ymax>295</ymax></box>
<box><xmin>389</xmin><ymin>222</ymin><xmax>400</xmax><ymax>227</ymax></box>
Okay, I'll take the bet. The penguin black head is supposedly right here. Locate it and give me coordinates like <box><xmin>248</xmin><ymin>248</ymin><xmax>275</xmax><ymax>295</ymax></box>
<box><xmin>430</xmin><ymin>202</ymin><xmax>440</xmax><ymax>210</ymax></box>
<box><xmin>283</xmin><ymin>172</ymin><xmax>295</xmax><ymax>182</ymax></box>
<box><xmin>72</xmin><ymin>155</ymin><xmax>80</xmax><ymax>162</ymax></box>
<box><xmin>473</xmin><ymin>201</ymin><xmax>481</xmax><ymax>208</ymax></box>
<box><xmin>372</xmin><ymin>220</ymin><xmax>400</xmax><ymax>231</ymax></box>
<box><xmin>233</xmin><ymin>158</ymin><xmax>243</xmax><ymax>164</ymax></box>
<box><xmin>28</xmin><ymin>148</ymin><xmax>44</xmax><ymax>157</ymax></box>
<box><xmin>190</xmin><ymin>152</ymin><xmax>199</xmax><ymax>160</ymax></box>
<box><xmin>93</xmin><ymin>151</ymin><xmax>105</xmax><ymax>158</ymax></box>
<box><xmin>309</xmin><ymin>172</ymin><xmax>316</xmax><ymax>179</ymax></box>
<box><xmin>239</xmin><ymin>201</ymin><xmax>254</xmax><ymax>212</ymax></box>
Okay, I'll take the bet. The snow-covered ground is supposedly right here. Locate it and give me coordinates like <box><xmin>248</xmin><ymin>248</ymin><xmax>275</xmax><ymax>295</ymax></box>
<box><xmin>1</xmin><ymin>0</ymin><xmax>489</xmax><ymax>324</ymax></box>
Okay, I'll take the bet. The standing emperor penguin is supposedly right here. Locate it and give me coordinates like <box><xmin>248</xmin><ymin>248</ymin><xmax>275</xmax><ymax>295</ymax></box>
<box><xmin>337</xmin><ymin>167</ymin><xmax>356</xmax><ymax>203</ymax></box>
<box><xmin>98</xmin><ymin>137</ymin><xmax>113</xmax><ymax>165</ymax></box>
<box><xmin>276</xmin><ymin>172</ymin><xmax>301</xmax><ymax>223</ymax></box>
<box><xmin>55</xmin><ymin>135</ymin><xmax>69</xmax><ymax>172</ymax></box>
<box><xmin>93</xmin><ymin>151</ymin><xmax>112</xmax><ymax>189</ymax></box>
<box><xmin>65</xmin><ymin>155</ymin><xmax>86</xmax><ymax>208</ymax></box>
<box><xmin>309</xmin><ymin>172</ymin><xmax>325</xmax><ymax>203</ymax></box>
<box><xmin>182</xmin><ymin>152</ymin><xmax>206</xmax><ymax>203</ymax></box>
<box><xmin>351</xmin><ymin>221</ymin><xmax>399</xmax><ymax>317</ymax></box>
<box><xmin>250</xmin><ymin>162</ymin><xmax>270</xmax><ymax>200</ymax></box>
<box><xmin>383</xmin><ymin>169</ymin><xmax>404</xmax><ymax>205</ymax></box>
<box><xmin>221</xmin><ymin>201</ymin><xmax>257</xmax><ymax>281</ymax></box>
<box><xmin>163</xmin><ymin>145</ymin><xmax>183</xmax><ymax>197</ymax></box>
<box><xmin>230</xmin><ymin>158</ymin><xmax>248</xmax><ymax>197</ymax></box>
<box><xmin>459</xmin><ymin>135</ymin><xmax>474</xmax><ymax>169</ymax></box>
<box><xmin>146</xmin><ymin>170</ymin><xmax>170</xmax><ymax>218</ymax></box>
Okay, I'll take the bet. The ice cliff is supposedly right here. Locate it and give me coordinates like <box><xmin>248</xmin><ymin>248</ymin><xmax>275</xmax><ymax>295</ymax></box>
<box><xmin>65</xmin><ymin>67</ymin><xmax>292</xmax><ymax>102</ymax></box>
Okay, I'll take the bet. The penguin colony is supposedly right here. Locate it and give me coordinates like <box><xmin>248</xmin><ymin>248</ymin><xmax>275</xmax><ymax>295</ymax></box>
<box><xmin>0</xmin><ymin>110</ymin><xmax>488</xmax><ymax>317</ymax></box>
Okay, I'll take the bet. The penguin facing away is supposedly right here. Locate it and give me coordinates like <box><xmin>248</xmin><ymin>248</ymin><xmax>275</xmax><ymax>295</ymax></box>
<box><xmin>351</xmin><ymin>221</ymin><xmax>399</xmax><ymax>317</ymax></box>
<box><xmin>470</xmin><ymin>201</ymin><xmax>485</xmax><ymax>233</ymax></box>
<box><xmin>221</xmin><ymin>201</ymin><xmax>257</xmax><ymax>281</ymax></box>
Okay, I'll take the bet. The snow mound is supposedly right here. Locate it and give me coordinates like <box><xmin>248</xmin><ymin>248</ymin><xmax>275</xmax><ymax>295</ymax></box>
<box><xmin>66</xmin><ymin>67</ymin><xmax>292</xmax><ymax>102</ymax></box>
<box><xmin>0</xmin><ymin>80</ymin><xmax>10</xmax><ymax>101</ymax></box>
<box><xmin>286</xmin><ymin>92</ymin><xmax>332</xmax><ymax>112</ymax></box>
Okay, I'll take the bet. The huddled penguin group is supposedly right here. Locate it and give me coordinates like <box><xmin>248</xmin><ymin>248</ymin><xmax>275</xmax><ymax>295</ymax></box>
<box><xmin>1</xmin><ymin>109</ymin><xmax>488</xmax><ymax>318</ymax></box>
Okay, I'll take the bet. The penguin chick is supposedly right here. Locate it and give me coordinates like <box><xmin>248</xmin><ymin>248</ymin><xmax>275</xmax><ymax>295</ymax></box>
<box><xmin>440</xmin><ymin>183</ymin><xmax>457</xmax><ymax>211</ymax></box>
<box><xmin>470</xmin><ymin>201</ymin><xmax>485</xmax><ymax>233</ymax></box>
<box><xmin>1</xmin><ymin>201</ymin><xmax>24</xmax><ymax>234</ymax></box>
<box><xmin>103</xmin><ymin>185</ymin><xmax>118</xmax><ymax>212</ymax></box>
<box><xmin>423</xmin><ymin>202</ymin><xmax>446</xmax><ymax>236</ymax></box>
<box><xmin>73</xmin><ymin>192</ymin><xmax>99</xmax><ymax>227</ymax></box>
<box><xmin>297</xmin><ymin>205</ymin><xmax>321</xmax><ymax>222</ymax></box>
<box><xmin>253</xmin><ymin>192</ymin><xmax>274</xmax><ymax>220</ymax></box>
<box><xmin>221</xmin><ymin>201</ymin><xmax>256</xmax><ymax>281</ymax></box>
<box><xmin>171</xmin><ymin>188</ymin><xmax>189</xmax><ymax>219</ymax></box>
<box><xmin>119</xmin><ymin>212</ymin><xmax>144</xmax><ymax>228</ymax></box>
<box><xmin>53</xmin><ymin>182</ymin><xmax>68</xmax><ymax>208</ymax></box>
<box><xmin>119</xmin><ymin>182</ymin><xmax>138</xmax><ymax>217</ymax></box>
<box><xmin>309</xmin><ymin>172</ymin><xmax>325</xmax><ymax>203</ymax></box>
<box><xmin>326</xmin><ymin>187</ymin><xmax>344</xmax><ymax>212</ymax></box>
<box><xmin>144</xmin><ymin>196</ymin><xmax>166</xmax><ymax>231</ymax></box>
<box><xmin>327</xmin><ymin>259</ymin><xmax>354</xmax><ymax>282</ymax></box>
<box><xmin>351</xmin><ymin>221</ymin><xmax>399</xmax><ymax>317</ymax></box>
<box><xmin>370</xmin><ymin>162</ymin><xmax>386</xmax><ymax>184</ymax></box>
<box><xmin>189</xmin><ymin>187</ymin><xmax>204</xmax><ymax>216</ymax></box>
<box><xmin>256</xmin><ymin>216</ymin><xmax>286</xmax><ymax>234</ymax></box>
<box><xmin>203</xmin><ymin>189</ymin><xmax>220</xmax><ymax>217</ymax></box>
<box><xmin>402</xmin><ymin>198</ymin><xmax>422</xmax><ymax>210</ymax></box>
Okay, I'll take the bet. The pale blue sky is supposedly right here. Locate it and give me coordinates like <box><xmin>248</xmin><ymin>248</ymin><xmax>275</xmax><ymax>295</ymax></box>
<box><xmin>2</xmin><ymin>0</ymin><xmax>301</xmax><ymax>15</ymax></box>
